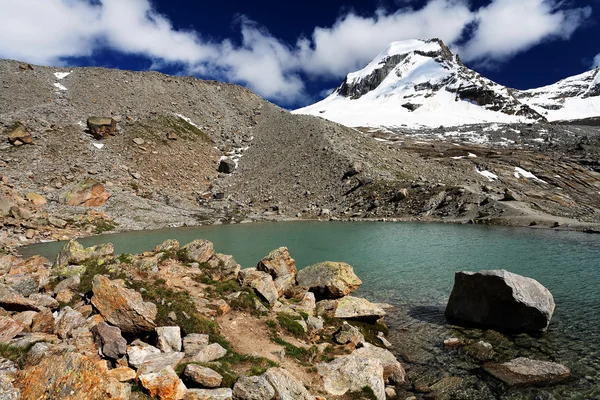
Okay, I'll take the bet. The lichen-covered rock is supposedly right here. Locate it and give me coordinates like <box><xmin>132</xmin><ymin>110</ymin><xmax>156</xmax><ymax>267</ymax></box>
<box><xmin>317</xmin><ymin>296</ymin><xmax>386</xmax><ymax>321</ymax></box>
<box><xmin>139</xmin><ymin>365</ymin><xmax>186</xmax><ymax>400</ymax></box>
<box><xmin>334</xmin><ymin>322</ymin><xmax>364</xmax><ymax>346</ymax></box>
<box><xmin>155</xmin><ymin>239</ymin><xmax>180</xmax><ymax>253</ymax></box>
<box><xmin>7</xmin><ymin>124</ymin><xmax>32</xmax><ymax>145</ymax></box>
<box><xmin>445</xmin><ymin>270</ymin><xmax>555</xmax><ymax>333</ymax></box>
<box><xmin>182</xmin><ymin>333</ymin><xmax>209</xmax><ymax>357</ymax></box>
<box><xmin>257</xmin><ymin>247</ymin><xmax>297</xmax><ymax>296</ymax></box>
<box><xmin>181</xmin><ymin>240</ymin><xmax>215</xmax><ymax>263</ymax></box>
<box><xmin>190</xmin><ymin>343</ymin><xmax>227</xmax><ymax>363</ymax></box>
<box><xmin>0</xmin><ymin>373</ymin><xmax>19</xmax><ymax>400</ymax></box>
<box><xmin>28</xmin><ymin>293</ymin><xmax>59</xmax><ymax>310</ymax></box>
<box><xmin>484</xmin><ymin>357</ymin><xmax>570</xmax><ymax>387</ymax></box>
<box><xmin>184</xmin><ymin>364</ymin><xmax>223</xmax><ymax>388</ymax></box>
<box><xmin>19</xmin><ymin>352</ymin><xmax>130</xmax><ymax>399</ymax></box>
<box><xmin>54</xmin><ymin>306</ymin><xmax>87</xmax><ymax>339</ymax></box>
<box><xmin>54</xmin><ymin>240</ymin><xmax>114</xmax><ymax>268</ymax></box>
<box><xmin>87</xmin><ymin>117</ymin><xmax>117</xmax><ymax>138</ymax></box>
<box><xmin>238</xmin><ymin>268</ymin><xmax>278</xmax><ymax>306</ymax></box>
<box><xmin>107</xmin><ymin>366</ymin><xmax>136</xmax><ymax>382</ymax></box>
<box><xmin>352</xmin><ymin>343</ymin><xmax>407</xmax><ymax>384</ymax></box>
<box><xmin>127</xmin><ymin>341</ymin><xmax>161</xmax><ymax>369</ymax></box>
<box><xmin>91</xmin><ymin>322</ymin><xmax>127</xmax><ymax>359</ymax></box>
<box><xmin>296</xmin><ymin>262</ymin><xmax>362</xmax><ymax>299</ymax></box>
<box><xmin>0</xmin><ymin>283</ymin><xmax>40</xmax><ymax>311</ymax></box>
<box><xmin>207</xmin><ymin>253</ymin><xmax>241</xmax><ymax>282</ymax></box>
<box><xmin>263</xmin><ymin>367</ymin><xmax>312</xmax><ymax>400</ymax></box>
<box><xmin>91</xmin><ymin>275</ymin><xmax>157</xmax><ymax>334</ymax></box>
<box><xmin>233</xmin><ymin>375</ymin><xmax>275</xmax><ymax>400</ymax></box>
<box><xmin>156</xmin><ymin>326</ymin><xmax>182</xmax><ymax>353</ymax></box>
<box><xmin>63</xmin><ymin>178</ymin><xmax>110</xmax><ymax>207</ymax></box>
<box><xmin>185</xmin><ymin>388</ymin><xmax>233</xmax><ymax>400</ymax></box>
<box><xmin>318</xmin><ymin>355</ymin><xmax>385</xmax><ymax>400</ymax></box>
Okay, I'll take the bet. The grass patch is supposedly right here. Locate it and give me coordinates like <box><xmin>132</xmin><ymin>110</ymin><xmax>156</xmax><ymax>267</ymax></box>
<box><xmin>116</xmin><ymin>254</ymin><xmax>134</xmax><ymax>264</ymax></box>
<box><xmin>77</xmin><ymin>259</ymin><xmax>128</xmax><ymax>295</ymax></box>
<box><xmin>276</xmin><ymin>314</ymin><xmax>306</xmax><ymax>337</ymax></box>
<box><xmin>0</xmin><ymin>342</ymin><xmax>35</xmax><ymax>369</ymax></box>
<box><xmin>199</xmin><ymin>278</ymin><xmax>268</xmax><ymax>315</ymax></box>
<box><xmin>269</xmin><ymin>336</ymin><xmax>318</xmax><ymax>364</ymax></box>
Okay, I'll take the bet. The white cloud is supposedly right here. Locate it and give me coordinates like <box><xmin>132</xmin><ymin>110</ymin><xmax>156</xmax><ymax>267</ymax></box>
<box><xmin>461</xmin><ymin>0</ymin><xmax>592</xmax><ymax>62</ymax></box>
<box><xmin>0</xmin><ymin>0</ymin><xmax>593</xmax><ymax>104</ymax></box>
<box><xmin>593</xmin><ymin>54</ymin><xmax>600</xmax><ymax>69</ymax></box>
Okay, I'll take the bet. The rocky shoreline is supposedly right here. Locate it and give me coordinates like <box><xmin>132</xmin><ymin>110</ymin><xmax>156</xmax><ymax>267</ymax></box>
<box><xmin>0</xmin><ymin>237</ymin><xmax>582</xmax><ymax>400</ymax></box>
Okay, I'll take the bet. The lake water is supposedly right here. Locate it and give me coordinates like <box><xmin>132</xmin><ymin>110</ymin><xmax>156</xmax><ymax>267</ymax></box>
<box><xmin>21</xmin><ymin>221</ymin><xmax>600</xmax><ymax>398</ymax></box>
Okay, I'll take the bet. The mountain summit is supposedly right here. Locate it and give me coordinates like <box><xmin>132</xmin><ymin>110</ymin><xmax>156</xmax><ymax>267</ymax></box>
<box><xmin>293</xmin><ymin>39</ymin><xmax>599</xmax><ymax>128</ymax></box>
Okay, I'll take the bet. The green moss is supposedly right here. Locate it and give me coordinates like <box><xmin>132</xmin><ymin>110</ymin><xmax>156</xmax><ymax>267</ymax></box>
<box><xmin>77</xmin><ymin>259</ymin><xmax>128</xmax><ymax>295</ymax></box>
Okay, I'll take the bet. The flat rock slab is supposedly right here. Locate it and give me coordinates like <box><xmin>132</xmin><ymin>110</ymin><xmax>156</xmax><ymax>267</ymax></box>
<box><xmin>185</xmin><ymin>388</ymin><xmax>233</xmax><ymax>400</ymax></box>
<box><xmin>232</xmin><ymin>375</ymin><xmax>275</xmax><ymax>400</ymax></box>
<box><xmin>296</xmin><ymin>262</ymin><xmax>362</xmax><ymax>299</ymax></box>
<box><xmin>263</xmin><ymin>367</ymin><xmax>312</xmax><ymax>400</ymax></box>
<box><xmin>184</xmin><ymin>364</ymin><xmax>223</xmax><ymax>388</ymax></box>
<box><xmin>318</xmin><ymin>355</ymin><xmax>385</xmax><ymax>400</ymax></box>
<box><xmin>484</xmin><ymin>357</ymin><xmax>571</xmax><ymax>387</ymax></box>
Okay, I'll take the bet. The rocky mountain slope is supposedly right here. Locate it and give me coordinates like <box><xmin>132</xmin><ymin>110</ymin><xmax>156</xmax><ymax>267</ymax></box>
<box><xmin>1</xmin><ymin>58</ymin><xmax>600</xmax><ymax>252</ymax></box>
<box><xmin>294</xmin><ymin>39</ymin><xmax>600</xmax><ymax>128</ymax></box>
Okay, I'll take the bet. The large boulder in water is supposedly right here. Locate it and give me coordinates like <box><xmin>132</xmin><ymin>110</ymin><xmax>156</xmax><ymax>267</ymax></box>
<box><xmin>445</xmin><ymin>270</ymin><xmax>555</xmax><ymax>333</ymax></box>
<box><xmin>296</xmin><ymin>262</ymin><xmax>362</xmax><ymax>299</ymax></box>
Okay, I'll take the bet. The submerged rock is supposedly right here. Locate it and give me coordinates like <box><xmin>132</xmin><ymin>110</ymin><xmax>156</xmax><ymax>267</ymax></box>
<box><xmin>317</xmin><ymin>296</ymin><xmax>386</xmax><ymax>321</ymax></box>
<box><xmin>296</xmin><ymin>262</ymin><xmax>362</xmax><ymax>299</ymax></box>
<box><xmin>484</xmin><ymin>357</ymin><xmax>570</xmax><ymax>387</ymax></box>
<box><xmin>445</xmin><ymin>270</ymin><xmax>555</xmax><ymax>333</ymax></box>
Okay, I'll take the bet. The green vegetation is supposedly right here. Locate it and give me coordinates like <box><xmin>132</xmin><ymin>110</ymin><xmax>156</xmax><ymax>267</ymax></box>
<box><xmin>276</xmin><ymin>314</ymin><xmax>306</xmax><ymax>337</ymax></box>
<box><xmin>131</xmin><ymin>114</ymin><xmax>211</xmax><ymax>143</ymax></box>
<box><xmin>116</xmin><ymin>253</ymin><xmax>134</xmax><ymax>264</ymax></box>
<box><xmin>269</xmin><ymin>336</ymin><xmax>318</xmax><ymax>364</ymax></box>
<box><xmin>198</xmin><ymin>277</ymin><xmax>268</xmax><ymax>315</ymax></box>
<box><xmin>0</xmin><ymin>342</ymin><xmax>36</xmax><ymax>369</ymax></box>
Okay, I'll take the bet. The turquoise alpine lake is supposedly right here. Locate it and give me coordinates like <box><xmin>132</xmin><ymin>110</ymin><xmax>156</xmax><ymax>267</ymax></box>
<box><xmin>20</xmin><ymin>221</ymin><xmax>600</xmax><ymax>398</ymax></box>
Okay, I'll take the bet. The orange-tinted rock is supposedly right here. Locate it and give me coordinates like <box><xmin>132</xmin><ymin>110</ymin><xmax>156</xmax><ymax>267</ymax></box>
<box><xmin>0</xmin><ymin>316</ymin><xmax>23</xmax><ymax>342</ymax></box>
<box><xmin>31</xmin><ymin>308</ymin><xmax>55</xmax><ymax>333</ymax></box>
<box><xmin>64</xmin><ymin>178</ymin><xmax>110</xmax><ymax>207</ymax></box>
<box><xmin>138</xmin><ymin>366</ymin><xmax>186</xmax><ymax>400</ymax></box>
<box><xmin>25</xmin><ymin>192</ymin><xmax>47</xmax><ymax>206</ymax></box>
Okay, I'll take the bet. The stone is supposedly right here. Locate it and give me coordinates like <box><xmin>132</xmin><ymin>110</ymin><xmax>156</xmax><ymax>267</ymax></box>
<box><xmin>20</xmin><ymin>352</ymin><xmax>130</xmax><ymax>399</ymax></box>
<box><xmin>167</xmin><ymin>132</ymin><xmax>179</xmax><ymax>140</ymax></box>
<box><xmin>91</xmin><ymin>322</ymin><xmax>127</xmax><ymax>359</ymax></box>
<box><xmin>63</xmin><ymin>178</ymin><xmax>110</xmax><ymax>207</ymax></box>
<box><xmin>139</xmin><ymin>365</ymin><xmax>187</xmax><ymax>400</ymax></box>
<box><xmin>484</xmin><ymin>358</ymin><xmax>570</xmax><ymax>387</ymax></box>
<box><xmin>55</xmin><ymin>306</ymin><xmax>87</xmax><ymax>339</ymax></box>
<box><xmin>0</xmin><ymin>316</ymin><xmax>23</xmax><ymax>343</ymax></box>
<box><xmin>263</xmin><ymin>367</ymin><xmax>311</xmax><ymax>400</ymax></box>
<box><xmin>0</xmin><ymin>197</ymin><xmax>16</xmax><ymax>217</ymax></box>
<box><xmin>54</xmin><ymin>240</ymin><xmax>114</xmax><ymax>268</ymax></box>
<box><xmin>108</xmin><ymin>366</ymin><xmax>137</xmax><ymax>382</ymax></box>
<box><xmin>13</xmin><ymin>310</ymin><xmax>37</xmax><ymax>331</ymax></box>
<box><xmin>306</xmin><ymin>315</ymin><xmax>324</xmax><ymax>333</ymax></box>
<box><xmin>377</xmin><ymin>332</ymin><xmax>393</xmax><ymax>349</ymax></box>
<box><xmin>218</xmin><ymin>158</ymin><xmax>236</xmax><ymax>173</ymax></box>
<box><xmin>157</xmin><ymin>326</ymin><xmax>182</xmax><ymax>352</ymax></box>
<box><xmin>207</xmin><ymin>253</ymin><xmax>241</xmax><ymax>282</ymax></box>
<box><xmin>24</xmin><ymin>342</ymin><xmax>50</xmax><ymax>367</ymax></box>
<box><xmin>503</xmin><ymin>189</ymin><xmax>521</xmax><ymax>201</ymax></box>
<box><xmin>318</xmin><ymin>355</ymin><xmax>385</xmax><ymax>400</ymax></box>
<box><xmin>184</xmin><ymin>364</ymin><xmax>223</xmax><ymax>388</ymax></box>
<box><xmin>445</xmin><ymin>270</ymin><xmax>555</xmax><ymax>333</ymax></box>
<box><xmin>334</xmin><ymin>322</ymin><xmax>364</xmax><ymax>346</ymax></box>
<box><xmin>185</xmin><ymin>388</ymin><xmax>233</xmax><ymax>400</ymax></box>
<box><xmin>127</xmin><ymin>341</ymin><xmax>162</xmax><ymax>369</ymax></box>
<box><xmin>443</xmin><ymin>337</ymin><xmax>466</xmax><ymax>349</ymax></box>
<box><xmin>320</xmin><ymin>296</ymin><xmax>386</xmax><ymax>321</ymax></box>
<box><xmin>463</xmin><ymin>340</ymin><xmax>495</xmax><ymax>361</ymax></box>
<box><xmin>352</xmin><ymin>343</ymin><xmax>407</xmax><ymax>384</ymax></box>
<box><xmin>0</xmin><ymin>283</ymin><xmax>40</xmax><ymax>311</ymax></box>
<box><xmin>87</xmin><ymin>117</ymin><xmax>117</xmax><ymax>138</ymax></box>
<box><xmin>91</xmin><ymin>274</ymin><xmax>157</xmax><ymax>334</ymax></box>
<box><xmin>3</xmin><ymin>274</ymin><xmax>38</xmax><ymax>297</ymax></box>
<box><xmin>190</xmin><ymin>343</ymin><xmax>227</xmax><ymax>363</ymax></box>
<box><xmin>0</xmin><ymin>374</ymin><xmax>19</xmax><ymax>400</ymax></box>
<box><xmin>385</xmin><ymin>387</ymin><xmax>397</xmax><ymax>399</ymax></box>
<box><xmin>232</xmin><ymin>375</ymin><xmax>275</xmax><ymax>400</ymax></box>
<box><xmin>137</xmin><ymin>352</ymin><xmax>185</xmax><ymax>376</ymax></box>
<box><xmin>211</xmin><ymin>299</ymin><xmax>231</xmax><ymax>316</ymax></box>
<box><xmin>181</xmin><ymin>240</ymin><xmax>216</xmax><ymax>263</ymax></box>
<box><xmin>257</xmin><ymin>247</ymin><xmax>297</xmax><ymax>296</ymax></box>
<box><xmin>133</xmin><ymin>137</ymin><xmax>145</xmax><ymax>145</ymax></box>
<box><xmin>25</xmin><ymin>192</ymin><xmax>47</xmax><ymax>206</ymax></box>
<box><xmin>0</xmin><ymin>358</ymin><xmax>17</xmax><ymax>375</ymax></box>
<box><xmin>55</xmin><ymin>289</ymin><xmax>74</xmax><ymax>303</ymax></box>
<box><xmin>155</xmin><ymin>239</ymin><xmax>180</xmax><ymax>253</ymax></box>
<box><xmin>238</xmin><ymin>268</ymin><xmax>278</xmax><ymax>306</ymax></box>
<box><xmin>28</xmin><ymin>293</ymin><xmax>59</xmax><ymax>310</ymax></box>
<box><xmin>392</xmin><ymin>188</ymin><xmax>409</xmax><ymax>202</ymax></box>
<box><xmin>183</xmin><ymin>333</ymin><xmax>209</xmax><ymax>357</ymax></box>
<box><xmin>296</xmin><ymin>262</ymin><xmax>362</xmax><ymax>299</ymax></box>
<box><xmin>54</xmin><ymin>274</ymin><xmax>81</xmax><ymax>293</ymax></box>
<box><xmin>48</xmin><ymin>216</ymin><xmax>68</xmax><ymax>228</ymax></box>
<box><xmin>7</xmin><ymin>124</ymin><xmax>33</xmax><ymax>145</ymax></box>
<box><xmin>9</xmin><ymin>332</ymin><xmax>60</xmax><ymax>348</ymax></box>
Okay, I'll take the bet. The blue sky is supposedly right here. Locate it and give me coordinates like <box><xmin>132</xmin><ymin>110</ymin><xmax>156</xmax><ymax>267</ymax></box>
<box><xmin>1</xmin><ymin>0</ymin><xmax>599</xmax><ymax>108</ymax></box>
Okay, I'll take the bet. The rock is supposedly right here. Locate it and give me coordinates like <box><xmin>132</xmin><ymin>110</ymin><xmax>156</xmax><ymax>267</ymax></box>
<box><xmin>385</xmin><ymin>387</ymin><xmax>397</xmax><ymax>399</ymax></box>
<box><xmin>318</xmin><ymin>355</ymin><xmax>385</xmax><ymax>400</ymax></box>
<box><xmin>167</xmin><ymin>132</ymin><xmax>179</xmax><ymax>140</ymax></box>
<box><xmin>445</xmin><ymin>270</ymin><xmax>555</xmax><ymax>333</ymax></box>
<box><xmin>503</xmin><ymin>189</ymin><xmax>521</xmax><ymax>201</ymax></box>
<box><xmin>133</xmin><ymin>137</ymin><xmax>145</xmax><ymax>145</ymax></box>
<box><xmin>55</xmin><ymin>306</ymin><xmax>87</xmax><ymax>339</ymax></box>
<box><xmin>484</xmin><ymin>358</ymin><xmax>570</xmax><ymax>387</ymax></box>
<box><xmin>377</xmin><ymin>332</ymin><xmax>393</xmax><ymax>349</ymax></box>
<box><xmin>334</xmin><ymin>322</ymin><xmax>364</xmax><ymax>346</ymax></box>
<box><xmin>137</xmin><ymin>352</ymin><xmax>185</xmax><ymax>376</ymax></box>
<box><xmin>296</xmin><ymin>262</ymin><xmax>362</xmax><ymax>299</ymax></box>
<box><xmin>13</xmin><ymin>310</ymin><xmax>37</xmax><ymax>330</ymax></box>
<box><xmin>238</xmin><ymin>268</ymin><xmax>278</xmax><ymax>306</ymax></box>
<box><xmin>139</xmin><ymin>365</ymin><xmax>187</xmax><ymax>400</ymax></box>
<box><xmin>0</xmin><ymin>374</ymin><xmax>19</xmax><ymax>400</ymax></box>
<box><xmin>183</xmin><ymin>333</ymin><xmax>209</xmax><ymax>357</ymax></box>
<box><xmin>263</xmin><ymin>367</ymin><xmax>312</xmax><ymax>400</ymax></box>
<box><xmin>3</xmin><ymin>274</ymin><xmax>38</xmax><ymax>297</ymax></box>
<box><xmin>352</xmin><ymin>343</ymin><xmax>407</xmax><ymax>385</ymax></box>
<box><xmin>207</xmin><ymin>253</ymin><xmax>241</xmax><ymax>282</ymax></box>
<box><xmin>0</xmin><ymin>316</ymin><xmax>23</xmax><ymax>343</ymax></box>
<box><xmin>0</xmin><ymin>283</ymin><xmax>40</xmax><ymax>311</ymax></box>
<box><xmin>463</xmin><ymin>340</ymin><xmax>495</xmax><ymax>361</ymax></box>
<box><xmin>127</xmin><ymin>341</ymin><xmax>162</xmax><ymax>369</ymax></box>
<box><xmin>232</xmin><ymin>375</ymin><xmax>275</xmax><ymax>400</ymax></box>
<box><xmin>64</xmin><ymin>178</ymin><xmax>110</xmax><ymax>207</ymax></box>
<box><xmin>91</xmin><ymin>274</ymin><xmax>157</xmax><ymax>334</ymax></box>
<box><xmin>87</xmin><ymin>117</ymin><xmax>117</xmax><ymax>138</ymax></box>
<box><xmin>306</xmin><ymin>315</ymin><xmax>324</xmax><ymax>333</ymax></box>
<box><xmin>0</xmin><ymin>197</ymin><xmax>16</xmax><ymax>217</ymax></box>
<box><xmin>319</xmin><ymin>296</ymin><xmax>386</xmax><ymax>321</ymax></box>
<box><xmin>54</xmin><ymin>274</ymin><xmax>81</xmax><ymax>293</ymax></box>
<box><xmin>55</xmin><ymin>288</ymin><xmax>75</xmax><ymax>303</ymax></box>
<box><xmin>184</xmin><ymin>364</ymin><xmax>223</xmax><ymax>388</ymax></box>
<box><xmin>91</xmin><ymin>322</ymin><xmax>127</xmax><ymax>359</ymax></box>
<box><xmin>108</xmin><ymin>366</ymin><xmax>136</xmax><ymax>382</ymax></box>
<box><xmin>218</xmin><ymin>158</ymin><xmax>236</xmax><ymax>173</ymax></box>
<box><xmin>190</xmin><ymin>343</ymin><xmax>227</xmax><ymax>363</ymax></box>
<box><xmin>20</xmin><ymin>352</ymin><xmax>130</xmax><ymax>399</ymax></box>
<box><xmin>211</xmin><ymin>299</ymin><xmax>231</xmax><ymax>316</ymax></box>
<box><xmin>25</xmin><ymin>192</ymin><xmax>47</xmax><ymax>206</ymax></box>
<box><xmin>443</xmin><ymin>337</ymin><xmax>466</xmax><ymax>349</ymax></box>
<box><xmin>157</xmin><ymin>326</ymin><xmax>182</xmax><ymax>352</ymax></box>
<box><xmin>7</xmin><ymin>124</ymin><xmax>32</xmax><ymax>145</ymax></box>
<box><xmin>28</xmin><ymin>293</ymin><xmax>59</xmax><ymax>310</ymax></box>
<box><xmin>185</xmin><ymin>388</ymin><xmax>233</xmax><ymax>400</ymax></box>
<box><xmin>181</xmin><ymin>240</ymin><xmax>215</xmax><ymax>263</ymax></box>
<box><xmin>31</xmin><ymin>309</ymin><xmax>55</xmax><ymax>333</ymax></box>
<box><xmin>392</xmin><ymin>188</ymin><xmax>409</xmax><ymax>202</ymax></box>
<box><xmin>54</xmin><ymin>240</ymin><xmax>114</xmax><ymax>268</ymax></box>
<box><xmin>47</xmin><ymin>216</ymin><xmax>68</xmax><ymax>228</ymax></box>
<box><xmin>257</xmin><ymin>247</ymin><xmax>297</xmax><ymax>296</ymax></box>
<box><xmin>155</xmin><ymin>239</ymin><xmax>180</xmax><ymax>253</ymax></box>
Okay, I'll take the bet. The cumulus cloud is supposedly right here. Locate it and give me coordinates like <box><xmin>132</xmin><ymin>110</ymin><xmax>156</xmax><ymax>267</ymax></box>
<box><xmin>0</xmin><ymin>0</ymin><xmax>593</xmax><ymax>104</ymax></box>
<box><xmin>593</xmin><ymin>54</ymin><xmax>600</xmax><ymax>69</ymax></box>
